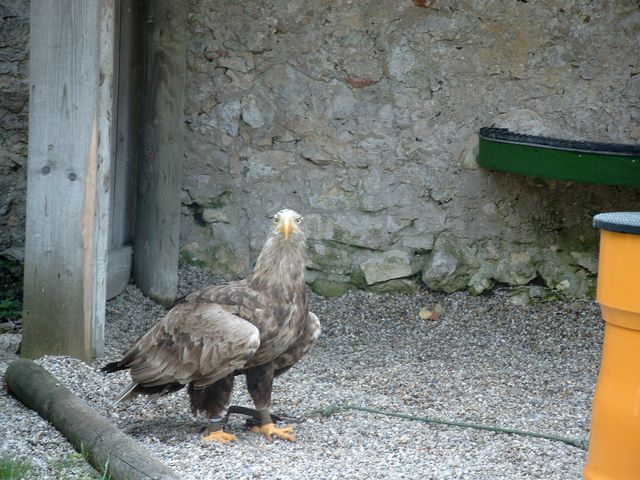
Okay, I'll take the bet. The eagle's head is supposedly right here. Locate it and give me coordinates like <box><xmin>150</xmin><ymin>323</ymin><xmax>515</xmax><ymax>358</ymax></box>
<box><xmin>249</xmin><ymin>208</ymin><xmax>307</xmax><ymax>290</ymax></box>
<box><xmin>271</xmin><ymin>209</ymin><xmax>304</xmax><ymax>241</ymax></box>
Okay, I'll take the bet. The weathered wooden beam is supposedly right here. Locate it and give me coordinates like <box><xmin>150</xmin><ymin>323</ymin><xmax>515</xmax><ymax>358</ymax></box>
<box><xmin>110</xmin><ymin>0</ymin><xmax>140</xmax><ymax>251</ymax></box>
<box><xmin>22</xmin><ymin>0</ymin><xmax>115</xmax><ymax>361</ymax></box>
<box><xmin>6</xmin><ymin>359</ymin><xmax>178</xmax><ymax>480</ymax></box>
<box><xmin>106</xmin><ymin>245</ymin><xmax>132</xmax><ymax>300</ymax></box>
<box><xmin>133</xmin><ymin>0</ymin><xmax>187</xmax><ymax>306</ymax></box>
<box><xmin>107</xmin><ymin>0</ymin><xmax>141</xmax><ymax>300</ymax></box>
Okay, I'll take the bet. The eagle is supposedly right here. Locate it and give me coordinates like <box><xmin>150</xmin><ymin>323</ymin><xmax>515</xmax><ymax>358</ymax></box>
<box><xmin>103</xmin><ymin>209</ymin><xmax>320</xmax><ymax>443</ymax></box>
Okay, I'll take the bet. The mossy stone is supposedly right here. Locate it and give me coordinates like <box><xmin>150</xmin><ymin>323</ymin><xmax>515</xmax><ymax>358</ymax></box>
<box><xmin>369</xmin><ymin>279</ymin><xmax>419</xmax><ymax>294</ymax></box>
<box><xmin>310</xmin><ymin>278</ymin><xmax>354</xmax><ymax>298</ymax></box>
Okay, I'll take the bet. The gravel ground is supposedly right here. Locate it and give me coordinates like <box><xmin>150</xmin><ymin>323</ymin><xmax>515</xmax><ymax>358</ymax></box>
<box><xmin>1</xmin><ymin>265</ymin><xmax>602</xmax><ymax>479</ymax></box>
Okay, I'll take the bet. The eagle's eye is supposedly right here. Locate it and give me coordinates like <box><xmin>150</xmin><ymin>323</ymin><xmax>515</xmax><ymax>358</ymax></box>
<box><xmin>273</xmin><ymin>215</ymin><xmax>279</xmax><ymax>223</ymax></box>
<box><xmin>295</xmin><ymin>216</ymin><xmax>302</xmax><ymax>224</ymax></box>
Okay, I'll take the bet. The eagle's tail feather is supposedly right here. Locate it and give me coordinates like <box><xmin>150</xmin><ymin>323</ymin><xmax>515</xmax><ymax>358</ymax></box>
<box><xmin>113</xmin><ymin>381</ymin><xmax>185</xmax><ymax>405</ymax></box>
<box><xmin>114</xmin><ymin>382</ymin><xmax>139</xmax><ymax>404</ymax></box>
<box><xmin>102</xmin><ymin>361</ymin><xmax>126</xmax><ymax>374</ymax></box>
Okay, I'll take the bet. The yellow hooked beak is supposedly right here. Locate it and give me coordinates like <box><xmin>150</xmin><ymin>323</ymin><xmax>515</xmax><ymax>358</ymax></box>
<box><xmin>279</xmin><ymin>216</ymin><xmax>293</xmax><ymax>240</ymax></box>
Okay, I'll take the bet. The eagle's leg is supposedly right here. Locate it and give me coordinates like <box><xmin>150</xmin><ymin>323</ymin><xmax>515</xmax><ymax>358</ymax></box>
<box><xmin>202</xmin><ymin>411</ymin><xmax>237</xmax><ymax>444</ymax></box>
<box><xmin>190</xmin><ymin>374</ymin><xmax>238</xmax><ymax>444</ymax></box>
<box><xmin>246</xmin><ymin>364</ymin><xmax>296</xmax><ymax>442</ymax></box>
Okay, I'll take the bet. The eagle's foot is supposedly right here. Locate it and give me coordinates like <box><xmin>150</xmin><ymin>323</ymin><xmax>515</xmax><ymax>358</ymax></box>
<box><xmin>250</xmin><ymin>422</ymin><xmax>296</xmax><ymax>442</ymax></box>
<box><xmin>201</xmin><ymin>428</ymin><xmax>237</xmax><ymax>444</ymax></box>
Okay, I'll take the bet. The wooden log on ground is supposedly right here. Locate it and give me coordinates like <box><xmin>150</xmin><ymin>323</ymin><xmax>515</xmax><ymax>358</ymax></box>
<box><xmin>5</xmin><ymin>359</ymin><xmax>178</xmax><ymax>480</ymax></box>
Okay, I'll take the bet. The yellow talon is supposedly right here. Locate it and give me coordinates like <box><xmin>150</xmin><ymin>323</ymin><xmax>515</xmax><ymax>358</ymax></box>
<box><xmin>250</xmin><ymin>422</ymin><xmax>296</xmax><ymax>442</ymax></box>
<box><xmin>202</xmin><ymin>429</ymin><xmax>238</xmax><ymax>444</ymax></box>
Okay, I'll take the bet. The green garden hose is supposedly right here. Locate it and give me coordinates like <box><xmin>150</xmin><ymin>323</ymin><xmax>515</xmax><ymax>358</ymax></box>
<box><xmin>306</xmin><ymin>404</ymin><xmax>589</xmax><ymax>451</ymax></box>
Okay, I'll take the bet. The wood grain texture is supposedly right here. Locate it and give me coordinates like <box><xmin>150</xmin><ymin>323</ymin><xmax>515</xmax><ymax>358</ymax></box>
<box><xmin>107</xmin><ymin>245</ymin><xmax>132</xmax><ymax>300</ymax></box>
<box><xmin>133</xmin><ymin>0</ymin><xmax>187</xmax><ymax>306</ymax></box>
<box><xmin>6</xmin><ymin>359</ymin><xmax>178</xmax><ymax>480</ymax></box>
<box><xmin>110</xmin><ymin>0</ymin><xmax>141</xmax><ymax>250</ymax></box>
<box><xmin>107</xmin><ymin>0</ymin><xmax>141</xmax><ymax>300</ymax></box>
<box><xmin>22</xmin><ymin>0</ymin><xmax>114</xmax><ymax>361</ymax></box>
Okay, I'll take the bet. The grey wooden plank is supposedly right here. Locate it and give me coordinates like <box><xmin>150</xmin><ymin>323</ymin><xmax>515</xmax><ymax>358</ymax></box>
<box><xmin>106</xmin><ymin>245</ymin><xmax>132</xmax><ymax>300</ymax></box>
<box><xmin>133</xmin><ymin>0</ymin><xmax>187</xmax><ymax>306</ymax></box>
<box><xmin>22</xmin><ymin>0</ymin><xmax>114</xmax><ymax>361</ymax></box>
<box><xmin>108</xmin><ymin>0</ymin><xmax>122</xmax><ymax>251</ymax></box>
<box><xmin>110</xmin><ymin>0</ymin><xmax>141</xmax><ymax>250</ymax></box>
<box><xmin>106</xmin><ymin>0</ymin><xmax>141</xmax><ymax>302</ymax></box>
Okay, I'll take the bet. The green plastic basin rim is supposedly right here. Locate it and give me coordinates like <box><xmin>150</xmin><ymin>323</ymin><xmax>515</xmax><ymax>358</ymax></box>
<box><xmin>477</xmin><ymin>128</ymin><xmax>640</xmax><ymax>187</ymax></box>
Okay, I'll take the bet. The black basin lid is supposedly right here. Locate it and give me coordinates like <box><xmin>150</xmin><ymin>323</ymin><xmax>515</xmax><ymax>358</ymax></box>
<box><xmin>479</xmin><ymin>127</ymin><xmax>640</xmax><ymax>156</ymax></box>
<box><xmin>593</xmin><ymin>212</ymin><xmax>640</xmax><ymax>234</ymax></box>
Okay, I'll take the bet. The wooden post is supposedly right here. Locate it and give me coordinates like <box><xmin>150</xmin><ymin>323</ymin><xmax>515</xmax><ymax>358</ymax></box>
<box><xmin>6</xmin><ymin>359</ymin><xmax>178</xmax><ymax>480</ymax></box>
<box><xmin>107</xmin><ymin>0</ymin><xmax>141</xmax><ymax>300</ymax></box>
<box><xmin>133</xmin><ymin>0</ymin><xmax>187</xmax><ymax>306</ymax></box>
<box><xmin>22</xmin><ymin>0</ymin><xmax>115</xmax><ymax>361</ymax></box>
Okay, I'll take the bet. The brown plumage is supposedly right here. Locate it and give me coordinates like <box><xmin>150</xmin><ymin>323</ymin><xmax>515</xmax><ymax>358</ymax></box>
<box><xmin>103</xmin><ymin>209</ymin><xmax>320</xmax><ymax>442</ymax></box>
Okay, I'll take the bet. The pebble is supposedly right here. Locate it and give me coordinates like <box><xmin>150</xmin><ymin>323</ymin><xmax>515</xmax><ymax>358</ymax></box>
<box><xmin>1</xmin><ymin>265</ymin><xmax>601</xmax><ymax>479</ymax></box>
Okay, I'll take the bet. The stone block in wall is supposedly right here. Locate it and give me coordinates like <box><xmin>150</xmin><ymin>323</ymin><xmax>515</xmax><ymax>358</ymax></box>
<box><xmin>537</xmin><ymin>249</ymin><xmax>596</xmax><ymax>298</ymax></box>
<box><xmin>569</xmin><ymin>251</ymin><xmax>598</xmax><ymax>275</ymax></box>
<box><xmin>359</xmin><ymin>249</ymin><xmax>420</xmax><ymax>285</ymax></box>
<box><xmin>459</xmin><ymin>134</ymin><xmax>479</xmax><ymax>170</ymax></box>
<box><xmin>422</xmin><ymin>232</ymin><xmax>478</xmax><ymax>293</ymax></box>
<box><xmin>309</xmin><ymin>277</ymin><xmax>355</xmax><ymax>298</ymax></box>
<box><xmin>401</xmin><ymin>233</ymin><xmax>435</xmax><ymax>253</ymax></box>
<box><xmin>494</xmin><ymin>251</ymin><xmax>538</xmax><ymax>286</ymax></box>
<box><xmin>468</xmin><ymin>268</ymin><xmax>496</xmax><ymax>296</ymax></box>
<box><xmin>369</xmin><ymin>279</ymin><xmax>419</xmax><ymax>294</ymax></box>
<box><xmin>307</xmin><ymin>240</ymin><xmax>352</xmax><ymax>276</ymax></box>
<box><xmin>217</xmin><ymin>53</ymin><xmax>254</xmax><ymax>73</ymax></box>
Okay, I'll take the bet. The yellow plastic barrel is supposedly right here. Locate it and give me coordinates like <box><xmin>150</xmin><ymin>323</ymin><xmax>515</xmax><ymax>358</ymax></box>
<box><xmin>584</xmin><ymin>212</ymin><xmax>640</xmax><ymax>480</ymax></box>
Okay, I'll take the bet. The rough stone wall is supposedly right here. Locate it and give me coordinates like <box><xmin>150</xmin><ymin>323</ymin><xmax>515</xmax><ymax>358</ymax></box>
<box><xmin>0</xmin><ymin>0</ymin><xmax>29</xmax><ymax>263</ymax></box>
<box><xmin>181</xmin><ymin>0</ymin><xmax>640</xmax><ymax>298</ymax></box>
<box><xmin>1</xmin><ymin>1</ymin><xmax>639</xmax><ymax>300</ymax></box>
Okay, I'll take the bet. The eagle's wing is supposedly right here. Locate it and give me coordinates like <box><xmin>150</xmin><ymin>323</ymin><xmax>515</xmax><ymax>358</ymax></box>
<box><xmin>273</xmin><ymin>311</ymin><xmax>321</xmax><ymax>374</ymax></box>
<box><xmin>117</xmin><ymin>301</ymin><xmax>260</xmax><ymax>395</ymax></box>
<box><xmin>185</xmin><ymin>282</ymin><xmax>280</xmax><ymax>341</ymax></box>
